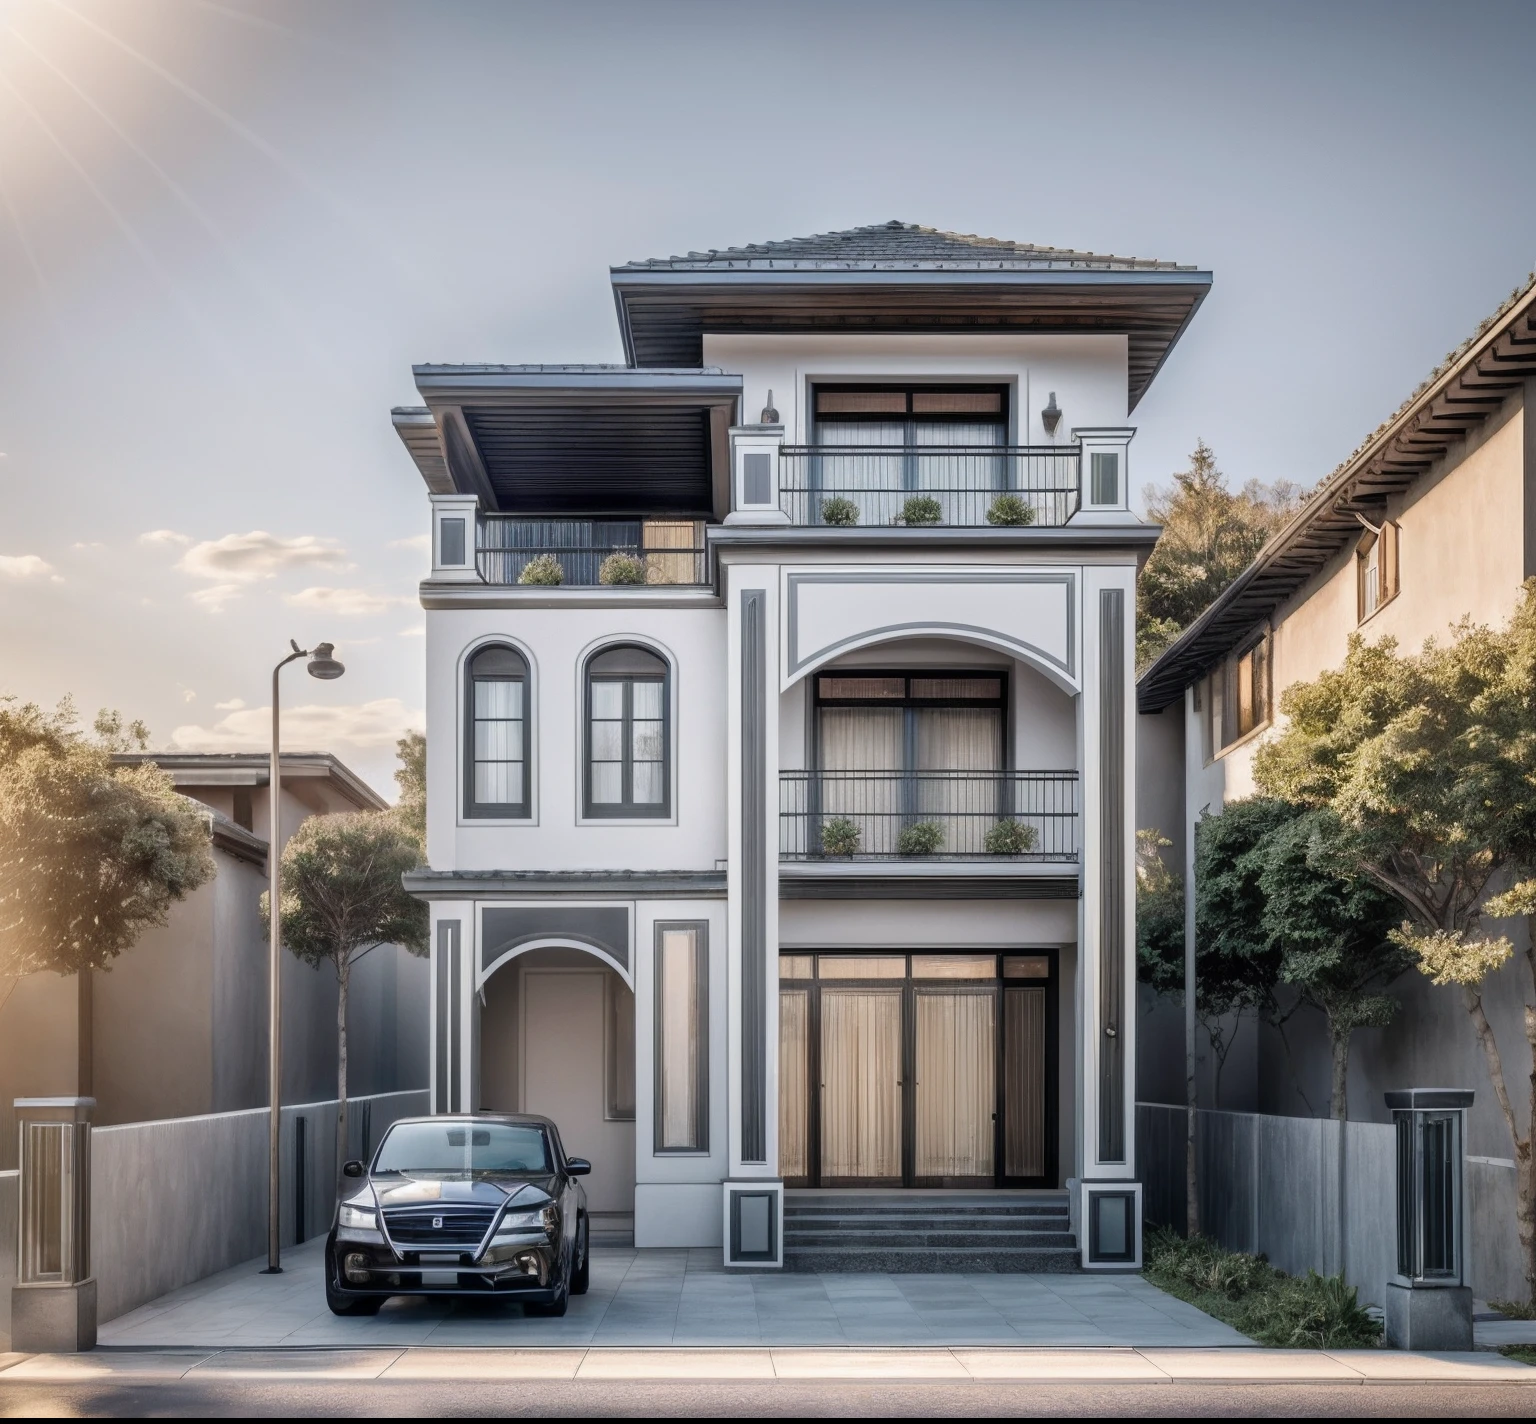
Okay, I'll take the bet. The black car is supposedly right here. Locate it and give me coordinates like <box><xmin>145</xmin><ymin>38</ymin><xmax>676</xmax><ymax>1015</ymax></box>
<box><xmin>325</xmin><ymin>1113</ymin><xmax>591</xmax><ymax>1317</ymax></box>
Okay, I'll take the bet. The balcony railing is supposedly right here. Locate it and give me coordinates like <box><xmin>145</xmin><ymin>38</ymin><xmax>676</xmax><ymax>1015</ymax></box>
<box><xmin>778</xmin><ymin>446</ymin><xmax>1081</xmax><ymax>528</ymax></box>
<box><xmin>477</xmin><ymin>517</ymin><xmax>708</xmax><ymax>586</ymax></box>
<box><xmin>779</xmin><ymin>769</ymin><xmax>1080</xmax><ymax>861</ymax></box>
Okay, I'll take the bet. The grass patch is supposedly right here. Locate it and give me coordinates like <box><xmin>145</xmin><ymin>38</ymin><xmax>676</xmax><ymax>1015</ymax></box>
<box><xmin>1499</xmin><ymin>1345</ymin><xmax>1536</xmax><ymax>1366</ymax></box>
<box><xmin>1490</xmin><ymin>1297</ymin><xmax>1536</xmax><ymax>1320</ymax></box>
<box><xmin>1144</xmin><ymin>1227</ymin><xmax>1381</xmax><ymax>1349</ymax></box>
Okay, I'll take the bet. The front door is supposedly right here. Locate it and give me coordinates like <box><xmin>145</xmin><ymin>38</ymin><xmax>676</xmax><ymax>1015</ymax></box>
<box><xmin>779</xmin><ymin>951</ymin><xmax>1056</xmax><ymax>1188</ymax></box>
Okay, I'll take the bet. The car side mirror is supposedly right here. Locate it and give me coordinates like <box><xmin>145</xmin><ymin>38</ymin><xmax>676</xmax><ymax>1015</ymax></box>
<box><xmin>565</xmin><ymin>1157</ymin><xmax>592</xmax><ymax>1177</ymax></box>
<box><xmin>342</xmin><ymin>1159</ymin><xmax>365</xmax><ymax>1178</ymax></box>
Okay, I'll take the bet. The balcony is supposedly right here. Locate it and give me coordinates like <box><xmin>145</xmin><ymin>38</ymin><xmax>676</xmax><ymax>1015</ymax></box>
<box><xmin>777</xmin><ymin>446</ymin><xmax>1080</xmax><ymax>528</ymax></box>
<box><xmin>476</xmin><ymin>517</ymin><xmax>708</xmax><ymax>586</ymax></box>
<box><xmin>779</xmin><ymin>770</ymin><xmax>1080</xmax><ymax>862</ymax></box>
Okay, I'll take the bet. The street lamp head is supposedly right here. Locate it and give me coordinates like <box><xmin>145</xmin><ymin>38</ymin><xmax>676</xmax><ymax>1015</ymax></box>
<box><xmin>306</xmin><ymin>643</ymin><xmax>345</xmax><ymax>680</ymax></box>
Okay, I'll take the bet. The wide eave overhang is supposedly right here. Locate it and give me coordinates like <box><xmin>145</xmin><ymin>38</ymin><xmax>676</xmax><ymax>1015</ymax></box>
<box><xmin>1137</xmin><ymin>288</ymin><xmax>1536</xmax><ymax>713</ymax></box>
<box><xmin>610</xmin><ymin>267</ymin><xmax>1212</xmax><ymax>412</ymax></box>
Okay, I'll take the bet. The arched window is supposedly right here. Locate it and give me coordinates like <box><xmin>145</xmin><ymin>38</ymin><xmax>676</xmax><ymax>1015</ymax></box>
<box><xmin>465</xmin><ymin>645</ymin><xmax>530</xmax><ymax>818</ymax></box>
<box><xmin>584</xmin><ymin>644</ymin><xmax>670</xmax><ymax>818</ymax></box>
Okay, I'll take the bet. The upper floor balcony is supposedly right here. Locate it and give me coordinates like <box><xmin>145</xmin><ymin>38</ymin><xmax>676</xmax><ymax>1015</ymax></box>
<box><xmin>475</xmin><ymin>516</ymin><xmax>708</xmax><ymax>587</ymax></box>
<box><xmin>777</xmin><ymin>445</ymin><xmax>1081</xmax><ymax>529</ymax></box>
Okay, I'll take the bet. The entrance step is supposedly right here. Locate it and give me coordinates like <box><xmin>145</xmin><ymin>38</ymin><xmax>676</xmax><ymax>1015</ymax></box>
<box><xmin>588</xmin><ymin>1211</ymin><xmax>634</xmax><ymax>1247</ymax></box>
<box><xmin>783</xmin><ymin>1191</ymin><xmax>1077</xmax><ymax>1273</ymax></box>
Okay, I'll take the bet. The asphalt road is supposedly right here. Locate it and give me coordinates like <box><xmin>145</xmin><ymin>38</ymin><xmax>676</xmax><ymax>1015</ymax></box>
<box><xmin>4</xmin><ymin>1378</ymin><xmax>1536</xmax><ymax>1417</ymax></box>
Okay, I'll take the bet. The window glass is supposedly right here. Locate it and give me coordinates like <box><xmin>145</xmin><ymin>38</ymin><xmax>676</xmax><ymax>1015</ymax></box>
<box><xmin>1090</xmin><ymin>452</ymin><xmax>1120</xmax><ymax>505</ymax></box>
<box><xmin>655</xmin><ymin>926</ymin><xmax>707</xmax><ymax>1151</ymax></box>
<box><xmin>586</xmin><ymin>646</ymin><xmax>669</xmax><ymax>817</ymax></box>
<box><xmin>374</xmin><ymin>1122</ymin><xmax>550</xmax><ymax>1174</ymax></box>
<box><xmin>912</xmin><ymin>954</ymin><xmax>996</xmax><ymax>979</ymax></box>
<box><xmin>779</xmin><ymin>954</ymin><xmax>814</xmax><ymax>979</ymax></box>
<box><xmin>1004</xmin><ymin>955</ymin><xmax>1051</xmax><ymax>979</ymax></box>
<box><xmin>467</xmin><ymin>645</ymin><xmax>528</xmax><ymax>816</ymax></box>
<box><xmin>605</xmin><ymin>974</ymin><xmax>635</xmax><ymax>1121</ymax></box>
<box><xmin>818</xmin><ymin>956</ymin><xmax>906</xmax><ymax>979</ymax></box>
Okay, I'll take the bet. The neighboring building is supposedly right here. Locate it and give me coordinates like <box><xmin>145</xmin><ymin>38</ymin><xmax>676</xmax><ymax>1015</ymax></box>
<box><xmin>1136</xmin><ymin>277</ymin><xmax>1536</xmax><ymax>1156</ymax></box>
<box><xmin>393</xmin><ymin>221</ymin><xmax>1212</xmax><ymax>1267</ymax></box>
<box><xmin>0</xmin><ymin>751</ymin><xmax>429</xmax><ymax>1168</ymax></box>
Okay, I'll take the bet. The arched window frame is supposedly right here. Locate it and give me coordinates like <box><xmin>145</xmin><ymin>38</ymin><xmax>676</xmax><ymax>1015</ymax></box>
<box><xmin>464</xmin><ymin>642</ymin><xmax>532</xmax><ymax>820</ymax></box>
<box><xmin>582</xmin><ymin>642</ymin><xmax>673</xmax><ymax>820</ymax></box>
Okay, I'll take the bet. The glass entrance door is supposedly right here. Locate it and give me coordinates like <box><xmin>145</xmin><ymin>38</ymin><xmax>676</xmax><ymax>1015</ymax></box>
<box><xmin>778</xmin><ymin>951</ymin><xmax>1055</xmax><ymax>1188</ymax></box>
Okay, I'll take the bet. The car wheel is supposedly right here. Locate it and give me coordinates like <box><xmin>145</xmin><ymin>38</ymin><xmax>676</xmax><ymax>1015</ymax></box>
<box><xmin>528</xmin><ymin>1272</ymin><xmax>570</xmax><ymax>1318</ymax></box>
<box><xmin>570</xmin><ymin>1217</ymin><xmax>590</xmax><ymax>1296</ymax></box>
<box><xmin>326</xmin><ymin>1245</ymin><xmax>384</xmax><ymax>1316</ymax></box>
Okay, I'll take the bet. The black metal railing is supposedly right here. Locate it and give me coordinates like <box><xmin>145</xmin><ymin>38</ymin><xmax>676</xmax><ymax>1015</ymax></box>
<box><xmin>779</xmin><ymin>769</ymin><xmax>1080</xmax><ymax>861</ymax></box>
<box><xmin>476</xmin><ymin>517</ymin><xmax>708</xmax><ymax>586</ymax></box>
<box><xmin>778</xmin><ymin>446</ymin><xmax>1081</xmax><ymax>528</ymax></box>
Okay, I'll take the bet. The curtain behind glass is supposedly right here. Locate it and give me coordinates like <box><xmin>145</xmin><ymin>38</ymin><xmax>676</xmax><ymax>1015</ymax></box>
<box><xmin>473</xmin><ymin>679</ymin><xmax>524</xmax><ymax>805</ymax></box>
<box><xmin>816</xmin><ymin>420</ymin><xmax>903</xmax><ymax>526</ymax></box>
<box><xmin>1004</xmin><ymin>986</ymin><xmax>1047</xmax><ymax>1178</ymax></box>
<box><xmin>914</xmin><ymin>990</ymin><xmax>996</xmax><ymax>1179</ymax></box>
<box><xmin>819</xmin><ymin>989</ymin><xmax>902</xmax><ymax>1181</ymax></box>
<box><xmin>820</xmin><ymin>707</ymin><xmax>901</xmax><ymax>855</ymax></box>
<box><xmin>779</xmin><ymin>989</ymin><xmax>810</xmax><ymax>1179</ymax></box>
<box><xmin>656</xmin><ymin>929</ymin><xmax>702</xmax><ymax>1150</ymax></box>
<box><xmin>915</xmin><ymin>707</ymin><xmax>1000</xmax><ymax>855</ymax></box>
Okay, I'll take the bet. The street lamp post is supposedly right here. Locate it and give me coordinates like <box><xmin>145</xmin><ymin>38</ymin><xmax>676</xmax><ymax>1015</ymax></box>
<box><xmin>264</xmin><ymin>640</ymin><xmax>345</xmax><ymax>1275</ymax></box>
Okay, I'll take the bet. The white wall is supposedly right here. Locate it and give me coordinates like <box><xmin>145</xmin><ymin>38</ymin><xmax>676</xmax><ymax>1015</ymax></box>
<box><xmin>425</xmin><ymin>606</ymin><xmax>728</xmax><ymax>872</ymax></box>
<box><xmin>703</xmin><ymin>332</ymin><xmax>1130</xmax><ymax>445</ymax></box>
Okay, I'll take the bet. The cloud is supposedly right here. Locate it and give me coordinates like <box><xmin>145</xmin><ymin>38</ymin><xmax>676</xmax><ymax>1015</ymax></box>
<box><xmin>214</xmin><ymin>698</ymin><xmax>246</xmax><ymax>711</ymax></box>
<box><xmin>140</xmin><ymin>529</ymin><xmax>191</xmax><ymax>546</ymax></box>
<box><xmin>172</xmin><ymin>698</ymin><xmax>421</xmax><ymax>753</ymax></box>
<box><xmin>0</xmin><ymin>554</ymin><xmax>54</xmax><ymax>579</ymax></box>
<box><xmin>190</xmin><ymin>583</ymin><xmax>241</xmax><ymax>612</ymax></box>
<box><xmin>388</xmin><ymin>534</ymin><xmax>431</xmax><ymax>552</ymax></box>
<box><xmin>177</xmin><ymin>531</ymin><xmax>349</xmax><ymax>583</ymax></box>
<box><xmin>182</xmin><ymin>689</ymin><xmax>197</xmax><ymax>703</ymax></box>
<box><xmin>72</xmin><ymin>541</ymin><xmax>105</xmax><ymax>550</ymax></box>
<box><xmin>284</xmin><ymin>586</ymin><xmax>412</xmax><ymax>617</ymax></box>
<box><xmin>398</xmin><ymin>624</ymin><xmax>425</xmax><ymax>637</ymax></box>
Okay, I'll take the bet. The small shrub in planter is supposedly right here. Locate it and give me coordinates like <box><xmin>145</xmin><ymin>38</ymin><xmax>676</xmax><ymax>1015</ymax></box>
<box><xmin>900</xmin><ymin>495</ymin><xmax>943</xmax><ymax>526</ymax></box>
<box><xmin>820</xmin><ymin>817</ymin><xmax>861</xmax><ymax>857</ymax></box>
<box><xmin>820</xmin><ymin>497</ymin><xmax>859</xmax><ymax>527</ymax></box>
<box><xmin>897</xmin><ymin>820</ymin><xmax>944</xmax><ymax>856</ymax></box>
<box><xmin>518</xmin><ymin>554</ymin><xmax>564</xmax><ymax>586</ymax></box>
<box><xmin>598</xmin><ymin>552</ymin><xmax>647</xmax><ymax>585</ymax></box>
<box><xmin>984</xmin><ymin>819</ymin><xmax>1039</xmax><ymax>855</ymax></box>
<box><xmin>986</xmin><ymin>494</ymin><xmax>1037</xmax><ymax>527</ymax></box>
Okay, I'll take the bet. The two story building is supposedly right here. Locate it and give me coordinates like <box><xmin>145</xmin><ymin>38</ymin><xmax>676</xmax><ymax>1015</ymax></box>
<box><xmin>394</xmin><ymin>222</ymin><xmax>1211</xmax><ymax>1268</ymax></box>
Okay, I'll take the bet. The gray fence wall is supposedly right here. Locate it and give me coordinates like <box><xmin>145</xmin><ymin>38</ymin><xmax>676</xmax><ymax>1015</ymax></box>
<box><xmin>1137</xmin><ymin>1102</ymin><xmax>1525</xmax><ymax>1306</ymax></box>
<box><xmin>2</xmin><ymin>1089</ymin><xmax>427</xmax><ymax>1345</ymax></box>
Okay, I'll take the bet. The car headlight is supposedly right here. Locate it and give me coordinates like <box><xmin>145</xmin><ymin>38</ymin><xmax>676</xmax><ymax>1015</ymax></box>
<box><xmin>339</xmin><ymin>1204</ymin><xmax>377</xmax><ymax>1230</ymax></box>
<box><xmin>541</xmin><ymin>1205</ymin><xmax>559</xmax><ymax>1236</ymax></box>
<box><xmin>497</xmin><ymin>1210</ymin><xmax>543</xmax><ymax>1233</ymax></box>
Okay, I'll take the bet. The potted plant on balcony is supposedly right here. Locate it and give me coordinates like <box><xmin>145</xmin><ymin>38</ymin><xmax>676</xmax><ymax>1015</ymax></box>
<box><xmin>598</xmin><ymin>551</ymin><xmax>647</xmax><ymax>585</ymax></box>
<box><xmin>986</xmin><ymin>494</ymin><xmax>1037</xmax><ymax>527</ymax></box>
<box><xmin>820</xmin><ymin>817</ymin><xmax>861</xmax><ymax>857</ymax></box>
<box><xmin>984</xmin><ymin>819</ymin><xmax>1039</xmax><ymax>855</ymax></box>
<box><xmin>518</xmin><ymin>554</ymin><xmax>564</xmax><ymax>586</ymax></box>
<box><xmin>900</xmin><ymin>495</ymin><xmax>943</xmax><ymax>526</ymax></box>
<box><xmin>897</xmin><ymin>820</ymin><xmax>944</xmax><ymax>856</ymax></box>
<box><xmin>820</xmin><ymin>497</ymin><xmax>859</xmax><ymax>527</ymax></box>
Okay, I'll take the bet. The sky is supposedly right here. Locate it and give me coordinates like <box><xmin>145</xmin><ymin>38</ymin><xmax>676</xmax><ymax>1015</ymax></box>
<box><xmin>1</xmin><ymin>0</ymin><xmax>1534</xmax><ymax>797</ymax></box>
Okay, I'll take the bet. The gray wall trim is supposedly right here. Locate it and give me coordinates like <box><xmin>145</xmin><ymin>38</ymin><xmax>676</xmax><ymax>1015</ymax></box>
<box><xmin>404</xmin><ymin>870</ymin><xmax>726</xmax><ymax>899</ymax></box>
<box><xmin>449</xmin><ymin>921</ymin><xmax>463</xmax><ymax>1113</ymax></box>
<box><xmin>741</xmin><ymin>589</ymin><xmax>768</xmax><ymax>1163</ymax></box>
<box><xmin>1098</xmin><ymin>588</ymin><xmax>1126</xmax><ymax>1164</ymax></box>
<box><xmin>434</xmin><ymin>921</ymin><xmax>457</xmax><ymax>1114</ymax></box>
<box><xmin>780</xmin><ymin>875</ymin><xmax>1081</xmax><ymax>901</ymax></box>
<box><xmin>653</xmin><ymin>921</ymin><xmax>710</xmax><ymax>1155</ymax></box>
<box><xmin>785</xmin><ymin>571</ymin><xmax>1077</xmax><ymax>680</ymax></box>
<box><xmin>480</xmin><ymin>906</ymin><xmax>631</xmax><ymax>977</ymax></box>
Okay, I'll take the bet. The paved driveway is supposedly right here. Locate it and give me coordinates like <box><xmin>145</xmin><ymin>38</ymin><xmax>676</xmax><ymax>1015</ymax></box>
<box><xmin>99</xmin><ymin>1239</ymin><xmax>1248</xmax><ymax>1349</ymax></box>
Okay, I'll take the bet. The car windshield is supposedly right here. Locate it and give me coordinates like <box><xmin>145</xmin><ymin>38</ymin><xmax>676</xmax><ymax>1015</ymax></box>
<box><xmin>373</xmin><ymin>1122</ymin><xmax>552</xmax><ymax>1175</ymax></box>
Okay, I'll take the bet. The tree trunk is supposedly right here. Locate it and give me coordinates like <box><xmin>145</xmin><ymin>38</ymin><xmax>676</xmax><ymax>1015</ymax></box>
<box><xmin>1329</xmin><ymin>1017</ymin><xmax>1350</xmax><ymax>1122</ymax></box>
<box><xmin>336</xmin><ymin>955</ymin><xmax>350</xmax><ymax>1181</ymax></box>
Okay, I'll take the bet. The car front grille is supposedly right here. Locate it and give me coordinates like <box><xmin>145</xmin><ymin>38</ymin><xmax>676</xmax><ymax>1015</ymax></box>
<box><xmin>382</xmin><ymin>1203</ymin><xmax>499</xmax><ymax>1249</ymax></box>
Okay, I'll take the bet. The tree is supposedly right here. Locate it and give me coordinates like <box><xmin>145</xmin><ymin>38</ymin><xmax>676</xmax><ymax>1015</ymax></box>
<box><xmin>1138</xmin><ymin>441</ymin><xmax>1302</xmax><ymax>668</ymax></box>
<box><xmin>1253</xmin><ymin>585</ymin><xmax>1536</xmax><ymax>1296</ymax></box>
<box><xmin>264</xmin><ymin>810</ymin><xmax>428</xmax><ymax>1174</ymax></box>
<box><xmin>394</xmin><ymin>730</ymin><xmax>426</xmax><ymax>842</ymax></box>
<box><xmin>0</xmin><ymin>697</ymin><xmax>214</xmax><ymax>985</ymax></box>
<box><xmin>1196</xmin><ymin>799</ymin><xmax>1407</xmax><ymax>1120</ymax></box>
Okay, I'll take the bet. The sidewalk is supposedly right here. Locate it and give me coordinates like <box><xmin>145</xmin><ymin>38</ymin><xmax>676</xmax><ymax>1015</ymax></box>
<box><xmin>95</xmin><ymin>1238</ymin><xmax>1249</xmax><ymax>1349</ymax></box>
<box><xmin>2</xmin><ymin>1344</ymin><xmax>1534</xmax><ymax>1385</ymax></box>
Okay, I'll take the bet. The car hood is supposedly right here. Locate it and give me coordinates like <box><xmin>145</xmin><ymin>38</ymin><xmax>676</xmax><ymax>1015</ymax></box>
<box><xmin>368</xmin><ymin>1172</ymin><xmax>560</xmax><ymax>1209</ymax></box>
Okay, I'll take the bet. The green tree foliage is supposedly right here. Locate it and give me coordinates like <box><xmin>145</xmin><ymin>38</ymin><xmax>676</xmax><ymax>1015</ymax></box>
<box><xmin>1253</xmin><ymin>583</ymin><xmax>1536</xmax><ymax>1294</ymax></box>
<box><xmin>0</xmin><ymin>697</ymin><xmax>214</xmax><ymax>980</ymax></box>
<box><xmin>264</xmin><ymin>807</ymin><xmax>427</xmax><ymax>1174</ymax></box>
<box><xmin>394</xmin><ymin>729</ymin><xmax>426</xmax><ymax>843</ymax></box>
<box><xmin>1138</xmin><ymin>441</ymin><xmax>1302</xmax><ymax>668</ymax></box>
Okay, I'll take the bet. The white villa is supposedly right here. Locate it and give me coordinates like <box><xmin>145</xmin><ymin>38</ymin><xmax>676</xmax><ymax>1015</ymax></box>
<box><xmin>391</xmin><ymin>222</ymin><xmax>1211</xmax><ymax>1270</ymax></box>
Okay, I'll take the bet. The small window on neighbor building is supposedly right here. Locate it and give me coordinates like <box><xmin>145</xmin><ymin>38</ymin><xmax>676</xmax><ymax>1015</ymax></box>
<box><xmin>1213</xmin><ymin>632</ymin><xmax>1271</xmax><ymax>753</ymax></box>
<box><xmin>465</xmin><ymin>644</ymin><xmax>530</xmax><ymax>818</ymax></box>
<box><xmin>1357</xmin><ymin>521</ymin><xmax>1399</xmax><ymax>622</ymax></box>
<box><xmin>1090</xmin><ymin>452</ymin><xmax>1121</xmax><ymax>505</ymax></box>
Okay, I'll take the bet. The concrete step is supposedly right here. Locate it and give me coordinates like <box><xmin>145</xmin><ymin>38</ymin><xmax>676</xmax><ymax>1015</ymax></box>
<box><xmin>785</xmin><ymin>1228</ymin><xmax>1077</xmax><ymax>1250</ymax></box>
<box><xmin>783</xmin><ymin>1244</ymin><xmax>1081</xmax><ymax>1274</ymax></box>
<box><xmin>784</xmin><ymin>1209</ymin><xmax>1068</xmax><ymax>1227</ymax></box>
